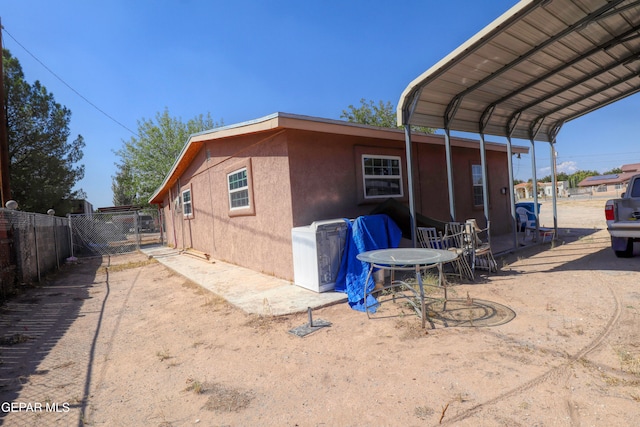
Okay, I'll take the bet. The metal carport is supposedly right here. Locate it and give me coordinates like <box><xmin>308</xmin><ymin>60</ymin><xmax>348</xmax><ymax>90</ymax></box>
<box><xmin>397</xmin><ymin>0</ymin><xmax>640</xmax><ymax>249</ymax></box>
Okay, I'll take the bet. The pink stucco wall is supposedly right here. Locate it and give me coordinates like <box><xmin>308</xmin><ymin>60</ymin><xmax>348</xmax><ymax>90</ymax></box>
<box><xmin>414</xmin><ymin>142</ymin><xmax>514</xmax><ymax>234</ymax></box>
<box><xmin>160</xmin><ymin>126</ymin><xmax>516</xmax><ymax>281</ymax></box>
<box><xmin>162</xmin><ymin>130</ymin><xmax>295</xmax><ymax>279</ymax></box>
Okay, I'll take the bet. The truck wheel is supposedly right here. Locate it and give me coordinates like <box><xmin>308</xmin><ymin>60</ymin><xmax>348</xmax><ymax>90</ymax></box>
<box><xmin>614</xmin><ymin>239</ymin><xmax>634</xmax><ymax>258</ymax></box>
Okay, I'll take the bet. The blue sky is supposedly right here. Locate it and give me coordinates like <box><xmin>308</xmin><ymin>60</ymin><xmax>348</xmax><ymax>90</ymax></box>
<box><xmin>2</xmin><ymin>0</ymin><xmax>639</xmax><ymax>209</ymax></box>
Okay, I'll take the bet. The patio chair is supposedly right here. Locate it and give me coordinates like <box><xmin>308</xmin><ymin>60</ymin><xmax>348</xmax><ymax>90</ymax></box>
<box><xmin>416</xmin><ymin>227</ymin><xmax>444</xmax><ymax>249</ymax></box>
<box><xmin>466</xmin><ymin>219</ymin><xmax>498</xmax><ymax>273</ymax></box>
<box><xmin>516</xmin><ymin>207</ymin><xmax>536</xmax><ymax>242</ymax></box>
<box><xmin>443</xmin><ymin>222</ymin><xmax>474</xmax><ymax>281</ymax></box>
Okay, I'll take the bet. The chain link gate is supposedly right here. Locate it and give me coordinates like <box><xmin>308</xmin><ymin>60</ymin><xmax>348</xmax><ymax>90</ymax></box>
<box><xmin>68</xmin><ymin>210</ymin><xmax>163</xmax><ymax>257</ymax></box>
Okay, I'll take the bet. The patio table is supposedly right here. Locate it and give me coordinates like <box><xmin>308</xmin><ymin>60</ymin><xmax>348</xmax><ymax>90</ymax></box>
<box><xmin>357</xmin><ymin>248</ymin><xmax>458</xmax><ymax>328</ymax></box>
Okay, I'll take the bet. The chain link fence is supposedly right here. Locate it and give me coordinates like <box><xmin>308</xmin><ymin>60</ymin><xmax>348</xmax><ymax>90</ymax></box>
<box><xmin>0</xmin><ymin>209</ymin><xmax>71</xmax><ymax>298</ymax></box>
<box><xmin>68</xmin><ymin>210</ymin><xmax>163</xmax><ymax>257</ymax></box>
<box><xmin>0</xmin><ymin>208</ymin><xmax>164</xmax><ymax>301</ymax></box>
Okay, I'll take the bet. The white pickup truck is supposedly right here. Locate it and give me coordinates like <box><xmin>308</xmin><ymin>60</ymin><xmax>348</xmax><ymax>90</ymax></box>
<box><xmin>605</xmin><ymin>174</ymin><xmax>640</xmax><ymax>257</ymax></box>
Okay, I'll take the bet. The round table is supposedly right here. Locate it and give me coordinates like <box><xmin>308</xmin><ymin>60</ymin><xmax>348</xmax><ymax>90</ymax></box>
<box><xmin>357</xmin><ymin>248</ymin><xmax>458</xmax><ymax>328</ymax></box>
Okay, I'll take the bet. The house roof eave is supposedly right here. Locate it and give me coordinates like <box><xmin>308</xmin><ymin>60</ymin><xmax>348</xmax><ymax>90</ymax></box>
<box><xmin>148</xmin><ymin>112</ymin><xmax>530</xmax><ymax>204</ymax></box>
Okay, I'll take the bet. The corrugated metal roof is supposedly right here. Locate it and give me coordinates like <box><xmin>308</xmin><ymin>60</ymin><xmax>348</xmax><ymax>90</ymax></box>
<box><xmin>398</xmin><ymin>0</ymin><xmax>640</xmax><ymax>143</ymax></box>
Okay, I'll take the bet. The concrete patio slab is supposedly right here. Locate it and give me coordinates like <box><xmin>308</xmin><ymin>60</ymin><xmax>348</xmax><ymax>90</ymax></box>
<box><xmin>139</xmin><ymin>245</ymin><xmax>347</xmax><ymax>316</ymax></box>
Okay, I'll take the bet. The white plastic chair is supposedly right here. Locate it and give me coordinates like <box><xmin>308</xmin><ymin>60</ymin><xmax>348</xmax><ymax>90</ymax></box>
<box><xmin>516</xmin><ymin>207</ymin><xmax>536</xmax><ymax>241</ymax></box>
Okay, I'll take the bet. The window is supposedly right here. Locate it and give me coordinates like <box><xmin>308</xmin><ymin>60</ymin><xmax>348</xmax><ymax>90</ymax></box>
<box><xmin>182</xmin><ymin>188</ymin><xmax>193</xmax><ymax>217</ymax></box>
<box><xmin>472</xmin><ymin>164</ymin><xmax>484</xmax><ymax>206</ymax></box>
<box><xmin>225</xmin><ymin>159</ymin><xmax>255</xmax><ymax>217</ymax></box>
<box><xmin>228</xmin><ymin>168</ymin><xmax>249</xmax><ymax>209</ymax></box>
<box><xmin>362</xmin><ymin>155</ymin><xmax>403</xmax><ymax>199</ymax></box>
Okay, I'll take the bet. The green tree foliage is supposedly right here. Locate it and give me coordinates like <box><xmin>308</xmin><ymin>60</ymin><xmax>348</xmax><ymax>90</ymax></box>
<box><xmin>113</xmin><ymin>108</ymin><xmax>222</xmax><ymax>206</ymax></box>
<box><xmin>567</xmin><ymin>170</ymin><xmax>600</xmax><ymax>188</ymax></box>
<box><xmin>3</xmin><ymin>49</ymin><xmax>85</xmax><ymax>213</ymax></box>
<box><xmin>341</xmin><ymin>99</ymin><xmax>434</xmax><ymax>134</ymax></box>
<box><xmin>602</xmin><ymin>167</ymin><xmax>622</xmax><ymax>175</ymax></box>
<box><xmin>111</xmin><ymin>162</ymin><xmax>136</xmax><ymax>206</ymax></box>
<box><xmin>539</xmin><ymin>172</ymin><xmax>570</xmax><ymax>183</ymax></box>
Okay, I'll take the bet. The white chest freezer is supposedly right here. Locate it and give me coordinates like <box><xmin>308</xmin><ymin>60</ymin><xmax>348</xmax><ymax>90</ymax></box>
<box><xmin>291</xmin><ymin>219</ymin><xmax>348</xmax><ymax>292</ymax></box>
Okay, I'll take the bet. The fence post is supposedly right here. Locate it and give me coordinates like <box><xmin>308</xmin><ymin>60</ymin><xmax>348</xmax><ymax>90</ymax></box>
<box><xmin>135</xmin><ymin>211</ymin><xmax>140</xmax><ymax>250</ymax></box>
<box><xmin>68</xmin><ymin>214</ymin><xmax>74</xmax><ymax>259</ymax></box>
<box><xmin>32</xmin><ymin>214</ymin><xmax>40</xmax><ymax>282</ymax></box>
<box><xmin>52</xmin><ymin>215</ymin><xmax>59</xmax><ymax>270</ymax></box>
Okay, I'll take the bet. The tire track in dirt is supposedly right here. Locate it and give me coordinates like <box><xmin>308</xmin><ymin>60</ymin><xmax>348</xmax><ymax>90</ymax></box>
<box><xmin>439</xmin><ymin>270</ymin><xmax>622</xmax><ymax>426</ymax></box>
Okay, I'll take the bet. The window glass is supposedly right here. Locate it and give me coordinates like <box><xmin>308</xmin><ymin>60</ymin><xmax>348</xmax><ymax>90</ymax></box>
<box><xmin>182</xmin><ymin>189</ymin><xmax>192</xmax><ymax>216</ymax></box>
<box><xmin>472</xmin><ymin>164</ymin><xmax>483</xmax><ymax>206</ymax></box>
<box><xmin>228</xmin><ymin>168</ymin><xmax>249</xmax><ymax>209</ymax></box>
<box><xmin>362</xmin><ymin>155</ymin><xmax>403</xmax><ymax>198</ymax></box>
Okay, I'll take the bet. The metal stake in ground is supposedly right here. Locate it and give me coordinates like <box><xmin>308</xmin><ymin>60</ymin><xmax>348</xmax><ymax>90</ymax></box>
<box><xmin>288</xmin><ymin>307</ymin><xmax>331</xmax><ymax>338</ymax></box>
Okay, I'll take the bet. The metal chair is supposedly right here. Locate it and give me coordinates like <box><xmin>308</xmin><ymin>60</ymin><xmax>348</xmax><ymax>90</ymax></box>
<box><xmin>416</xmin><ymin>227</ymin><xmax>455</xmax><ymax>299</ymax></box>
<box><xmin>416</xmin><ymin>227</ymin><xmax>444</xmax><ymax>249</ymax></box>
<box><xmin>466</xmin><ymin>219</ymin><xmax>498</xmax><ymax>273</ymax></box>
<box><xmin>443</xmin><ymin>222</ymin><xmax>474</xmax><ymax>280</ymax></box>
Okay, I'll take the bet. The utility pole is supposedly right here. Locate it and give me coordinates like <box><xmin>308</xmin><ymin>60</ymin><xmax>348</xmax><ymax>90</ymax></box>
<box><xmin>0</xmin><ymin>18</ymin><xmax>11</xmax><ymax>205</ymax></box>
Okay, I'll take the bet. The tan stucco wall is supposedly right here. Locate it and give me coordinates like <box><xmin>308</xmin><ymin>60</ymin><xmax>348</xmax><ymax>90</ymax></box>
<box><xmin>160</xmin><ymin>127</ymin><xmax>516</xmax><ymax>281</ymax></box>
<box><xmin>409</xmin><ymin>135</ymin><xmax>514</xmax><ymax>234</ymax></box>
<box><xmin>286</xmin><ymin>130</ymin><xmax>409</xmax><ymax>226</ymax></box>
<box><xmin>287</xmin><ymin>130</ymin><xmax>514</xmax><ymax>235</ymax></box>
<box><xmin>162</xmin><ymin>131</ymin><xmax>295</xmax><ymax>280</ymax></box>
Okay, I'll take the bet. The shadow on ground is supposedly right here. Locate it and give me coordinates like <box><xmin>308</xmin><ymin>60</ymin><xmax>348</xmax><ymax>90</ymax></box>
<box><xmin>498</xmin><ymin>227</ymin><xmax>640</xmax><ymax>275</ymax></box>
<box><xmin>0</xmin><ymin>257</ymin><xmax>103</xmax><ymax>424</ymax></box>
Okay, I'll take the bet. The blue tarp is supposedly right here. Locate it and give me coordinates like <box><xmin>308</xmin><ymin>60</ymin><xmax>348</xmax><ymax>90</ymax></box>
<box><xmin>335</xmin><ymin>214</ymin><xmax>402</xmax><ymax>312</ymax></box>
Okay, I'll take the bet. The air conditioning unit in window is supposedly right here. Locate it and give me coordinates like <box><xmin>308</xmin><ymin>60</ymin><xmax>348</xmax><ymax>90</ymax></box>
<box><xmin>291</xmin><ymin>219</ymin><xmax>348</xmax><ymax>293</ymax></box>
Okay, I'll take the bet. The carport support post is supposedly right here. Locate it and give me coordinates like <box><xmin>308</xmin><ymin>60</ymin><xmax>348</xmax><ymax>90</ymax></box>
<box><xmin>479</xmin><ymin>132</ymin><xmax>490</xmax><ymax>226</ymax></box>
<box><xmin>506</xmin><ymin>136</ymin><xmax>518</xmax><ymax>250</ymax></box>
<box><xmin>444</xmin><ymin>127</ymin><xmax>456</xmax><ymax>221</ymax></box>
<box><xmin>404</xmin><ymin>124</ymin><xmax>417</xmax><ymax>247</ymax></box>
<box><xmin>550</xmin><ymin>141</ymin><xmax>558</xmax><ymax>233</ymax></box>
<box><xmin>530</xmin><ymin>139</ymin><xmax>540</xmax><ymax>234</ymax></box>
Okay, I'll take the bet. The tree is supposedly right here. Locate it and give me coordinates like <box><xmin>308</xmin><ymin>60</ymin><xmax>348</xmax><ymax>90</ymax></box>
<box><xmin>539</xmin><ymin>172</ymin><xmax>570</xmax><ymax>183</ymax></box>
<box><xmin>602</xmin><ymin>167</ymin><xmax>622</xmax><ymax>175</ymax></box>
<box><xmin>341</xmin><ymin>99</ymin><xmax>434</xmax><ymax>133</ymax></box>
<box><xmin>567</xmin><ymin>170</ymin><xmax>600</xmax><ymax>188</ymax></box>
<box><xmin>113</xmin><ymin>108</ymin><xmax>223</xmax><ymax>206</ymax></box>
<box><xmin>3</xmin><ymin>49</ymin><xmax>85</xmax><ymax>213</ymax></box>
<box><xmin>111</xmin><ymin>162</ymin><xmax>136</xmax><ymax>206</ymax></box>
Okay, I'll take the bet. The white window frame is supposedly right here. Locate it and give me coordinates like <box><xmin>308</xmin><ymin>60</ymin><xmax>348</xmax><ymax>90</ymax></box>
<box><xmin>182</xmin><ymin>188</ymin><xmax>193</xmax><ymax>218</ymax></box>
<box><xmin>361</xmin><ymin>154</ymin><xmax>403</xmax><ymax>199</ymax></box>
<box><xmin>227</xmin><ymin>167</ymin><xmax>250</xmax><ymax>210</ymax></box>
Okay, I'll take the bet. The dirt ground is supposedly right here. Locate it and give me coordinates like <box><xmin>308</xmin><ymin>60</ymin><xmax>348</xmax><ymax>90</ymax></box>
<box><xmin>0</xmin><ymin>196</ymin><xmax>639</xmax><ymax>426</ymax></box>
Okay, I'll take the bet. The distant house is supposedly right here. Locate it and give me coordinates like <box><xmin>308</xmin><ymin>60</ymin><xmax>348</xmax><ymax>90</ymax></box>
<box><xmin>514</xmin><ymin>181</ymin><xmax>568</xmax><ymax>200</ymax></box>
<box><xmin>149</xmin><ymin>113</ymin><xmax>527</xmax><ymax>281</ymax></box>
<box><xmin>578</xmin><ymin>163</ymin><xmax>640</xmax><ymax>197</ymax></box>
<box><xmin>67</xmin><ymin>199</ymin><xmax>94</xmax><ymax>215</ymax></box>
<box><xmin>514</xmin><ymin>182</ymin><xmax>530</xmax><ymax>200</ymax></box>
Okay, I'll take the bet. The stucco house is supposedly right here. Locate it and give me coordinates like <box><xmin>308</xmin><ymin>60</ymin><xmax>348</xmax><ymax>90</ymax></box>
<box><xmin>577</xmin><ymin>163</ymin><xmax>640</xmax><ymax>197</ymax></box>
<box><xmin>149</xmin><ymin>113</ymin><xmax>527</xmax><ymax>281</ymax></box>
<box><xmin>515</xmin><ymin>181</ymin><xmax>569</xmax><ymax>200</ymax></box>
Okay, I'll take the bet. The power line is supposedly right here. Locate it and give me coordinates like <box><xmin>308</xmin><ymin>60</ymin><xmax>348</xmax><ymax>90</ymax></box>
<box><xmin>1</xmin><ymin>26</ymin><xmax>139</xmax><ymax>138</ymax></box>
